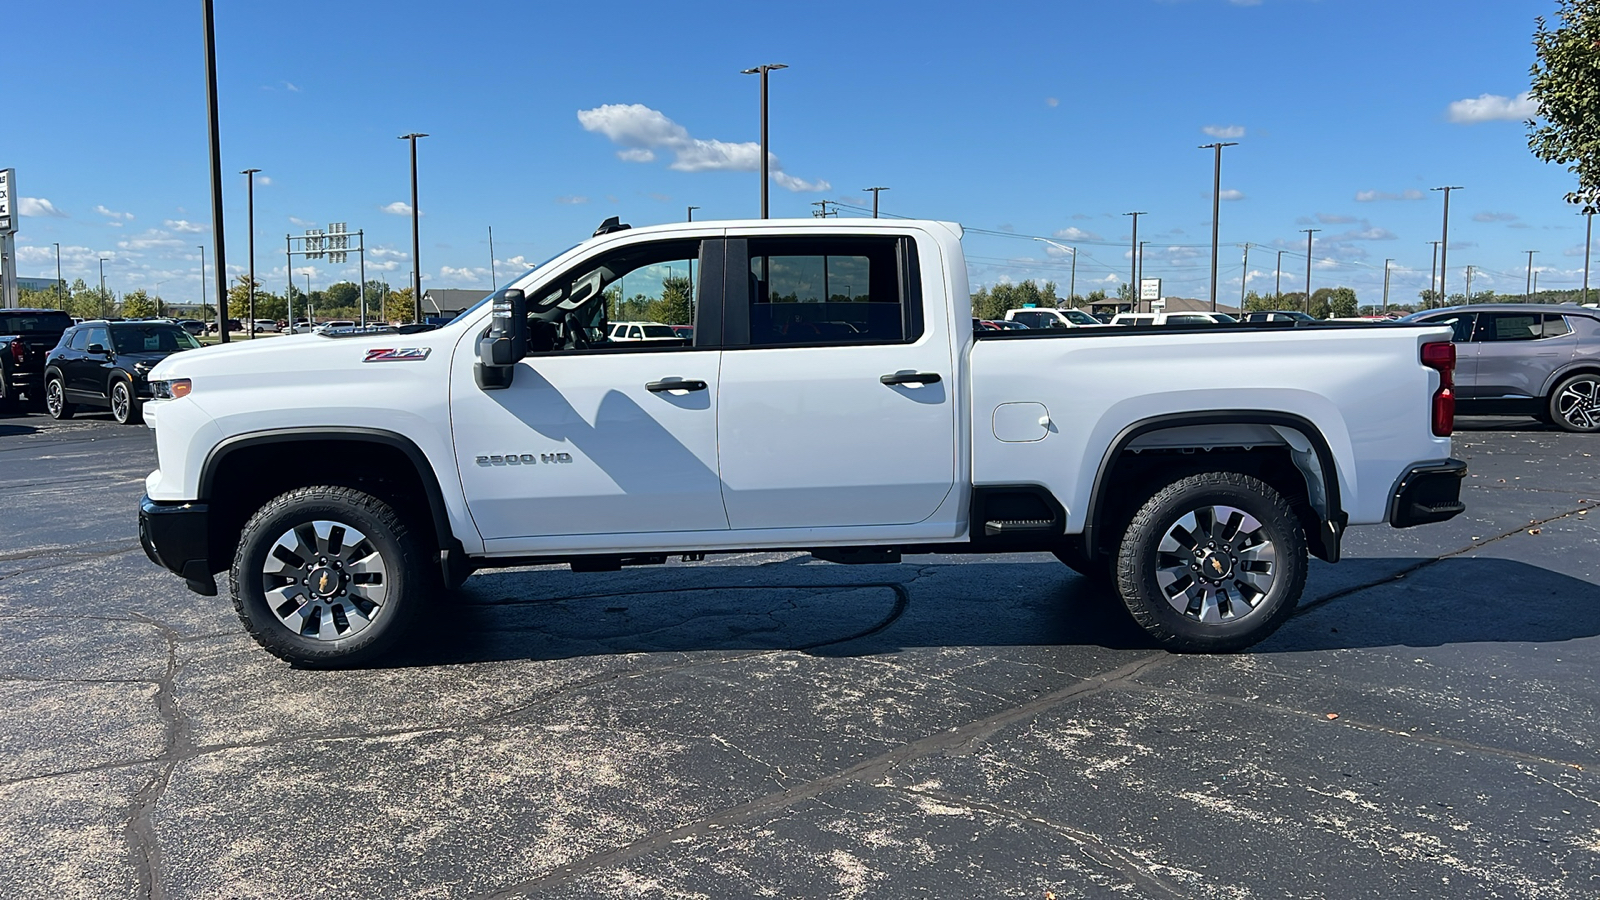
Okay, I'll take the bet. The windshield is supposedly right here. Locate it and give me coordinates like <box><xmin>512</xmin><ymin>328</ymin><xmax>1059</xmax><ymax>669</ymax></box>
<box><xmin>1061</xmin><ymin>309</ymin><xmax>1098</xmax><ymax>325</ymax></box>
<box><xmin>450</xmin><ymin>243</ymin><xmax>582</xmax><ymax>325</ymax></box>
<box><xmin>108</xmin><ymin>324</ymin><xmax>201</xmax><ymax>353</ymax></box>
<box><xmin>0</xmin><ymin>311</ymin><xmax>72</xmax><ymax>334</ymax></box>
<box><xmin>640</xmin><ymin>324</ymin><xmax>676</xmax><ymax>338</ymax></box>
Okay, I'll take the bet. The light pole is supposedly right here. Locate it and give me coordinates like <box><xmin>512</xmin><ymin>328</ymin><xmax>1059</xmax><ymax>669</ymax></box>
<box><xmin>1428</xmin><ymin>241</ymin><xmax>1441</xmax><ymax>307</ymax></box>
<box><xmin>1034</xmin><ymin>238</ymin><xmax>1077</xmax><ymax>306</ymax></box>
<box><xmin>1525</xmin><ymin>250</ymin><xmax>1538</xmax><ymax>302</ymax></box>
<box><xmin>1587</xmin><ymin>211</ymin><xmax>1595</xmax><ymax>305</ymax></box>
<box><xmin>1275</xmin><ymin>249</ymin><xmax>1285</xmax><ymax>304</ymax></box>
<box><xmin>1123</xmin><ymin>211</ymin><xmax>1144</xmax><ymax>311</ymax></box>
<box><xmin>1239</xmin><ymin>243</ymin><xmax>1251</xmax><ymax>312</ymax></box>
<box><xmin>488</xmin><ymin>226</ymin><xmax>496</xmax><ymax>291</ymax></box>
<box><xmin>1431</xmin><ymin>186</ymin><xmax>1463</xmax><ymax>304</ymax></box>
<box><xmin>98</xmin><ymin>258</ymin><xmax>109</xmax><ymax>318</ymax></box>
<box><xmin>1138</xmin><ymin>240</ymin><xmax>1149</xmax><ymax>304</ymax></box>
<box><xmin>197</xmin><ymin>247</ymin><xmax>207</xmax><ymax>326</ymax></box>
<box><xmin>1465</xmin><ymin>264</ymin><xmax>1475</xmax><ymax>304</ymax></box>
<box><xmin>398</xmin><ymin>132</ymin><xmax>429</xmax><ymax>323</ymax></box>
<box><xmin>202</xmin><ymin>0</ymin><xmax>230</xmax><ymax>343</ymax></box>
<box><xmin>241</xmin><ymin>168</ymin><xmax>260</xmax><ymax>337</ymax></box>
<box><xmin>1382</xmin><ymin>258</ymin><xmax>1392</xmax><ymax>313</ymax></box>
<box><xmin>53</xmin><ymin>242</ymin><xmax>62</xmax><ymax>310</ymax></box>
<box><xmin>155</xmin><ymin>281</ymin><xmax>163</xmax><ymax>318</ymax></box>
<box><xmin>1300</xmin><ymin>229</ymin><xmax>1320</xmax><ymax>315</ymax></box>
<box><xmin>1199</xmin><ymin>141</ymin><xmax>1237</xmax><ymax>312</ymax></box>
<box><xmin>686</xmin><ymin>205</ymin><xmax>699</xmax><ymax>222</ymax></box>
<box><xmin>864</xmin><ymin>186</ymin><xmax>889</xmax><ymax>218</ymax></box>
<box><xmin>740</xmin><ymin>63</ymin><xmax>787</xmax><ymax>219</ymax></box>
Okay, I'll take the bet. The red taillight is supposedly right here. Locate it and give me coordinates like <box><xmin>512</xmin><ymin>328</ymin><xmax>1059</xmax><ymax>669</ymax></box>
<box><xmin>1421</xmin><ymin>341</ymin><xmax>1455</xmax><ymax>437</ymax></box>
<box><xmin>7</xmin><ymin>339</ymin><xmax>23</xmax><ymax>366</ymax></box>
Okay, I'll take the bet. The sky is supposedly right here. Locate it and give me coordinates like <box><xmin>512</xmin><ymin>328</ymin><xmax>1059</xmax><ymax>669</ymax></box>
<box><xmin>4</xmin><ymin>0</ymin><xmax>1584</xmax><ymax>308</ymax></box>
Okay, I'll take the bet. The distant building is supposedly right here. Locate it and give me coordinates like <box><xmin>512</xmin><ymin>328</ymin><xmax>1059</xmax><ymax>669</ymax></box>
<box><xmin>422</xmin><ymin>288</ymin><xmax>490</xmax><ymax>320</ymax></box>
<box><xmin>18</xmin><ymin>276</ymin><xmax>62</xmax><ymax>293</ymax></box>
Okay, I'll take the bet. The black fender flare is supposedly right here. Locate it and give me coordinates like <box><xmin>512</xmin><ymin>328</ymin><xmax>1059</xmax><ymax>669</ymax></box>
<box><xmin>1081</xmin><ymin>410</ymin><xmax>1347</xmax><ymax>563</ymax></box>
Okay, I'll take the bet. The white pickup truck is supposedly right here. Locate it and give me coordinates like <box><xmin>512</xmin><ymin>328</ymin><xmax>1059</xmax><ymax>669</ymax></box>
<box><xmin>138</xmin><ymin>217</ymin><xmax>1466</xmax><ymax>666</ymax></box>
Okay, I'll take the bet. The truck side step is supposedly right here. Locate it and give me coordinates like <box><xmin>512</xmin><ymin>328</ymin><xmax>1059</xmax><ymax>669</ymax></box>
<box><xmin>811</xmin><ymin>547</ymin><xmax>902</xmax><ymax>565</ymax></box>
<box><xmin>984</xmin><ymin>518</ymin><xmax>1055</xmax><ymax>536</ymax></box>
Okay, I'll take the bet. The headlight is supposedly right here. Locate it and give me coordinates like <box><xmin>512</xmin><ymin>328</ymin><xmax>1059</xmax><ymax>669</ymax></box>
<box><xmin>150</xmin><ymin>379</ymin><xmax>192</xmax><ymax>400</ymax></box>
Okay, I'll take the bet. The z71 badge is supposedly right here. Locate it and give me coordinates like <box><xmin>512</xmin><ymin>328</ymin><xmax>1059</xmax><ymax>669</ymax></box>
<box><xmin>363</xmin><ymin>347</ymin><xmax>431</xmax><ymax>362</ymax></box>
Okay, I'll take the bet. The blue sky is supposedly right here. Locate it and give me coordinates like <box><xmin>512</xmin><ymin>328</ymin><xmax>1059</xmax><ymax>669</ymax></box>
<box><xmin>6</xmin><ymin>0</ymin><xmax>1580</xmax><ymax>307</ymax></box>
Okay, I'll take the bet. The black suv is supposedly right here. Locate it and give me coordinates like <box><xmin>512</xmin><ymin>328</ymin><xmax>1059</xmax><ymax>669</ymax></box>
<box><xmin>0</xmin><ymin>309</ymin><xmax>74</xmax><ymax>411</ymax></box>
<box><xmin>44</xmin><ymin>320</ymin><xmax>202</xmax><ymax>424</ymax></box>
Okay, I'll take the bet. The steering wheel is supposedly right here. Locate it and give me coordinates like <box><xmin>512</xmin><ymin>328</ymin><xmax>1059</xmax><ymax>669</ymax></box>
<box><xmin>564</xmin><ymin>313</ymin><xmax>590</xmax><ymax>350</ymax></box>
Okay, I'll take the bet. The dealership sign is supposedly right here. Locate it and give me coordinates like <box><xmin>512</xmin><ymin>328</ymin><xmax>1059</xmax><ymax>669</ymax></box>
<box><xmin>0</xmin><ymin>168</ymin><xmax>13</xmax><ymax>234</ymax></box>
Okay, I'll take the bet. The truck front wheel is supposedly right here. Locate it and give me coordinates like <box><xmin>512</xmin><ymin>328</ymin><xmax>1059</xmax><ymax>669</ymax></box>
<box><xmin>230</xmin><ymin>485</ymin><xmax>434</xmax><ymax>667</ymax></box>
<box><xmin>1114</xmin><ymin>472</ymin><xmax>1306</xmax><ymax>653</ymax></box>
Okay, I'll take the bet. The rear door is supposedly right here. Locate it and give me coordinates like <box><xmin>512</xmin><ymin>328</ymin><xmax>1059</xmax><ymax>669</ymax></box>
<box><xmin>1472</xmin><ymin>312</ymin><xmax>1575</xmax><ymax>400</ymax></box>
<box><xmin>715</xmin><ymin>232</ymin><xmax>957</xmax><ymax>530</ymax></box>
<box><xmin>69</xmin><ymin>325</ymin><xmax>111</xmax><ymax>398</ymax></box>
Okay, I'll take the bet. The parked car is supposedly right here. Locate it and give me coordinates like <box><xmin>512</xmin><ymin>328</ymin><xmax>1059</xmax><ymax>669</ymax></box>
<box><xmin>138</xmin><ymin>215</ymin><xmax>1464</xmax><ymax>666</ymax></box>
<box><xmin>1244</xmin><ymin>311</ymin><xmax>1318</xmax><ymax>323</ymax></box>
<box><xmin>313</xmin><ymin>320</ymin><xmax>357</xmax><ymax>333</ymax></box>
<box><xmin>607</xmin><ymin>321</ymin><xmax>682</xmax><ymax>341</ymax></box>
<box><xmin>670</xmin><ymin>325</ymin><xmax>695</xmax><ymax>340</ymax></box>
<box><xmin>176</xmin><ymin>320</ymin><xmax>206</xmax><ymax>336</ymax></box>
<box><xmin>205</xmin><ymin>319</ymin><xmax>243</xmax><ymax>334</ymax></box>
<box><xmin>0</xmin><ymin>308</ymin><xmax>74</xmax><ymax>411</ymax></box>
<box><xmin>1398</xmin><ymin>304</ymin><xmax>1600</xmax><ymax>432</ymax></box>
<box><xmin>44</xmin><ymin>320</ymin><xmax>202</xmax><ymax>424</ymax></box>
<box><xmin>1004</xmin><ymin>307</ymin><xmax>1105</xmax><ymax>329</ymax></box>
<box><xmin>252</xmin><ymin>319</ymin><xmax>278</xmax><ymax>333</ymax></box>
<box><xmin>1111</xmin><ymin>311</ymin><xmax>1239</xmax><ymax>326</ymax></box>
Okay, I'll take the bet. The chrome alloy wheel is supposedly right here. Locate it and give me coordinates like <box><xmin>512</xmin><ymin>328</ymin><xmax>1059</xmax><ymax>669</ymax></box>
<box><xmin>260</xmin><ymin>519</ymin><xmax>389</xmax><ymax>640</ymax></box>
<box><xmin>1555</xmin><ymin>376</ymin><xmax>1600</xmax><ymax>430</ymax></box>
<box><xmin>45</xmin><ymin>379</ymin><xmax>65</xmax><ymax>417</ymax></box>
<box><xmin>1154</xmin><ymin>505</ymin><xmax>1276</xmax><ymax>625</ymax></box>
<box><xmin>110</xmin><ymin>381</ymin><xmax>132</xmax><ymax>423</ymax></box>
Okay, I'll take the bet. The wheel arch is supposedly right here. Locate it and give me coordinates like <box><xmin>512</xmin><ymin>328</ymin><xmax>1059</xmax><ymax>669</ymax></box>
<box><xmin>1082</xmin><ymin>411</ymin><xmax>1346</xmax><ymax>564</ymax></box>
<box><xmin>1542</xmin><ymin>362</ymin><xmax>1600</xmax><ymax>399</ymax></box>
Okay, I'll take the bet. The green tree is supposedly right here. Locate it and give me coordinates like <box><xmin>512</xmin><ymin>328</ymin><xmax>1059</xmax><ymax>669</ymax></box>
<box><xmin>120</xmin><ymin>289</ymin><xmax>157</xmax><ymax>319</ymax></box>
<box><xmin>386</xmin><ymin>287</ymin><xmax>417</xmax><ymax>323</ymax></box>
<box><xmin>1327</xmin><ymin>287</ymin><xmax>1359</xmax><ymax>319</ymax></box>
<box><xmin>1242</xmin><ymin>290</ymin><xmax>1277</xmax><ymax>313</ymax></box>
<box><xmin>324</xmin><ymin>281</ymin><xmax>361</xmax><ymax>312</ymax></box>
<box><xmin>1308</xmin><ymin>287</ymin><xmax>1335</xmax><ymax>319</ymax></box>
<box><xmin>1528</xmin><ymin>0</ymin><xmax>1600</xmax><ymax>211</ymax></box>
<box><xmin>1417</xmin><ymin>288</ymin><xmax>1442</xmax><ymax>309</ymax></box>
<box><xmin>228</xmin><ymin>275</ymin><xmax>263</xmax><ymax>320</ymax></box>
<box><xmin>655</xmin><ymin>275</ymin><xmax>692</xmax><ymax>325</ymax></box>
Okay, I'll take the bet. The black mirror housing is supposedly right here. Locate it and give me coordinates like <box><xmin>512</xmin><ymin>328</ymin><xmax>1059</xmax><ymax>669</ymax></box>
<box><xmin>474</xmin><ymin>289</ymin><xmax>527</xmax><ymax>391</ymax></box>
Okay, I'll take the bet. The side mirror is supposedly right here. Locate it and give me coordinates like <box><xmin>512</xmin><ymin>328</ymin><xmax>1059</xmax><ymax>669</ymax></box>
<box><xmin>474</xmin><ymin>289</ymin><xmax>527</xmax><ymax>391</ymax></box>
<box><xmin>87</xmin><ymin>343</ymin><xmax>106</xmax><ymax>354</ymax></box>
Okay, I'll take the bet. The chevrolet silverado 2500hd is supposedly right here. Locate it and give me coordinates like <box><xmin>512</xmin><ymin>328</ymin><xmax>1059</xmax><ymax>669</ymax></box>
<box><xmin>138</xmin><ymin>218</ymin><xmax>1466</xmax><ymax>666</ymax></box>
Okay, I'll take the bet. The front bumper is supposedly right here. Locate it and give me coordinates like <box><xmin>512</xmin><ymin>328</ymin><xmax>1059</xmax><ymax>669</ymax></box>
<box><xmin>138</xmin><ymin>494</ymin><xmax>217</xmax><ymax>595</ymax></box>
<box><xmin>1388</xmin><ymin>459</ymin><xmax>1468</xmax><ymax>528</ymax></box>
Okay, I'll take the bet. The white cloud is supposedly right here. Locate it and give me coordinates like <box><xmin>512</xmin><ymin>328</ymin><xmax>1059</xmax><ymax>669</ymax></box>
<box><xmin>1203</xmin><ymin>125</ymin><xmax>1245</xmax><ymax>139</ymax></box>
<box><xmin>1448</xmin><ymin>91</ymin><xmax>1538</xmax><ymax>123</ymax></box>
<box><xmin>1051</xmin><ymin>227</ymin><xmax>1101</xmax><ymax>242</ymax></box>
<box><xmin>439</xmin><ymin>265</ymin><xmax>491</xmax><ymax>284</ymax></box>
<box><xmin>577</xmin><ymin>102</ymin><xmax>829</xmax><ymax>192</ymax></box>
<box><xmin>502</xmin><ymin>255</ymin><xmax>537</xmax><ymax>269</ymax></box>
<box><xmin>94</xmin><ymin>205</ymin><xmax>134</xmax><ymax>221</ymax></box>
<box><xmin>1473</xmin><ymin>211</ymin><xmax>1518</xmax><ymax>223</ymax></box>
<box><xmin>1324</xmin><ymin>226</ymin><xmax>1397</xmax><ymax>243</ymax></box>
<box><xmin>1046</xmin><ymin>97</ymin><xmax>1060</xmax><ymax>108</ymax></box>
<box><xmin>288</xmin><ymin>216</ymin><xmax>315</xmax><ymax>226</ymax></box>
<box><xmin>555</xmin><ymin>196</ymin><xmax>589</xmax><ymax>204</ymax></box>
<box><xmin>284</xmin><ymin>81</ymin><xmax>301</xmax><ymax>92</ymax></box>
<box><xmin>19</xmin><ymin>197</ymin><xmax>67</xmax><ymax>218</ymax></box>
<box><xmin>118</xmin><ymin>229</ymin><xmax>187</xmax><ymax>251</ymax></box>
<box><xmin>1317</xmin><ymin>213</ymin><xmax>1357</xmax><ymax>224</ymax></box>
<box><xmin>257</xmin><ymin>176</ymin><xmax>272</xmax><ymax>186</ymax></box>
<box><xmin>165</xmin><ymin>219</ymin><xmax>207</xmax><ymax>233</ymax></box>
<box><xmin>1218</xmin><ymin>189</ymin><xmax>1245</xmax><ymax>201</ymax></box>
<box><xmin>1355</xmin><ymin>189</ymin><xmax>1425</xmax><ymax>202</ymax></box>
<box><xmin>381</xmin><ymin>202</ymin><xmax>417</xmax><ymax>216</ymax></box>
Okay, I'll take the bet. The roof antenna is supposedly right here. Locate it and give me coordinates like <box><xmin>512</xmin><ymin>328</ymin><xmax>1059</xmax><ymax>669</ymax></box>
<box><xmin>593</xmin><ymin>216</ymin><xmax>631</xmax><ymax>236</ymax></box>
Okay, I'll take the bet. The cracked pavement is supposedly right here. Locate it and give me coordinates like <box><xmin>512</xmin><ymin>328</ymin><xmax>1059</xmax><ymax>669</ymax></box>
<box><xmin>1</xmin><ymin>413</ymin><xmax>1597</xmax><ymax>898</ymax></box>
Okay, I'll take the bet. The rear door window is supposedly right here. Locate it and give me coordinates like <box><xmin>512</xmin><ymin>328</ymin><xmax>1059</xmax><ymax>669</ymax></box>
<box><xmin>740</xmin><ymin>236</ymin><xmax>919</xmax><ymax>346</ymax></box>
<box><xmin>1539</xmin><ymin>314</ymin><xmax>1572</xmax><ymax>338</ymax></box>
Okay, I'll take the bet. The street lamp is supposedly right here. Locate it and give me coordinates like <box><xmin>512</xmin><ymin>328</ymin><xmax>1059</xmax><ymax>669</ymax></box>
<box><xmin>197</xmin><ymin>247</ymin><xmax>207</xmax><ymax>327</ymax></box>
<box><xmin>1300</xmin><ymin>229</ymin><xmax>1320</xmax><ymax>315</ymax></box>
<box><xmin>398</xmin><ymin>132</ymin><xmax>429</xmax><ymax>322</ymax></box>
<box><xmin>1123</xmin><ymin>212</ymin><xmax>1144</xmax><ymax>311</ymax></box>
<box><xmin>1275</xmin><ymin>249</ymin><xmax>1285</xmax><ymax>304</ymax></box>
<box><xmin>1586</xmin><ymin>211</ymin><xmax>1595</xmax><ymax>306</ymax></box>
<box><xmin>740</xmin><ymin>63</ymin><xmax>787</xmax><ymax>219</ymax></box>
<box><xmin>1525</xmin><ymin>250</ymin><xmax>1539</xmax><ymax>302</ymax></box>
<box><xmin>202</xmin><ymin>0</ymin><xmax>230</xmax><ymax>343</ymax></box>
<box><xmin>242</xmin><ymin>168</ymin><xmax>260</xmax><ymax>337</ymax></box>
<box><xmin>686</xmin><ymin>205</ymin><xmax>700</xmax><ymax>222</ymax></box>
<box><xmin>1199</xmin><ymin>141</ymin><xmax>1238</xmax><ymax>312</ymax></box>
<box><xmin>98</xmin><ymin>257</ymin><xmax>109</xmax><ymax>318</ymax></box>
<box><xmin>1033</xmin><ymin>238</ymin><xmax>1079</xmax><ymax>306</ymax></box>
<box><xmin>864</xmin><ymin>186</ymin><xmax>889</xmax><ymax>218</ymax></box>
<box><xmin>53</xmin><ymin>242</ymin><xmax>63</xmax><ymax>310</ymax></box>
<box><xmin>1431</xmin><ymin>186</ymin><xmax>1463</xmax><ymax>304</ymax></box>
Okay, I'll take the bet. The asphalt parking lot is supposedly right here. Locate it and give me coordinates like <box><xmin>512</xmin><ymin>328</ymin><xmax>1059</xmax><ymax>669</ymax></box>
<box><xmin>1</xmin><ymin>410</ymin><xmax>1597</xmax><ymax>899</ymax></box>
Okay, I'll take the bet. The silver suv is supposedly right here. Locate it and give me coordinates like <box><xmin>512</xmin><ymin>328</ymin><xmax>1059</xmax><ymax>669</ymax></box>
<box><xmin>1401</xmin><ymin>304</ymin><xmax>1600</xmax><ymax>432</ymax></box>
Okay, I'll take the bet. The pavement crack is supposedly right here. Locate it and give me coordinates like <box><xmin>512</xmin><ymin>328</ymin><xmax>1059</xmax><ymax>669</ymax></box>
<box><xmin>121</xmin><ymin>613</ymin><xmax>191</xmax><ymax>900</ymax></box>
<box><xmin>890</xmin><ymin>784</ymin><xmax>1189</xmax><ymax>898</ymax></box>
<box><xmin>473</xmin><ymin>652</ymin><xmax>1171</xmax><ymax>899</ymax></box>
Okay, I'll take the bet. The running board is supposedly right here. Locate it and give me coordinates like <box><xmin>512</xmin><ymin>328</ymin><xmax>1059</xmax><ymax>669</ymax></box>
<box><xmin>984</xmin><ymin>519</ymin><xmax>1055</xmax><ymax>537</ymax></box>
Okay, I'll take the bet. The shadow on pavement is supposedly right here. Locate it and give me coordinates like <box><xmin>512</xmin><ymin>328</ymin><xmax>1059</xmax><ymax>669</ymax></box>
<box><xmin>0</xmin><ymin>421</ymin><xmax>41</xmax><ymax>437</ymax></box>
<box><xmin>378</xmin><ymin>556</ymin><xmax>1600</xmax><ymax>667</ymax></box>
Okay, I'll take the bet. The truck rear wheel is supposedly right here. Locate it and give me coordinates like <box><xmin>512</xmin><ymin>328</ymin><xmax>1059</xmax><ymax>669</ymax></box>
<box><xmin>1114</xmin><ymin>472</ymin><xmax>1305</xmax><ymax>653</ymax></box>
<box><xmin>229</xmin><ymin>485</ymin><xmax>434</xmax><ymax>667</ymax></box>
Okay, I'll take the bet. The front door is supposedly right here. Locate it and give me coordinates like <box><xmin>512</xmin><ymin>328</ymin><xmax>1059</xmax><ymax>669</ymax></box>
<box><xmin>451</xmin><ymin>235</ymin><xmax>729</xmax><ymax>543</ymax></box>
<box><xmin>715</xmin><ymin>233</ymin><xmax>957</xmax><ymax>530</ymax></box>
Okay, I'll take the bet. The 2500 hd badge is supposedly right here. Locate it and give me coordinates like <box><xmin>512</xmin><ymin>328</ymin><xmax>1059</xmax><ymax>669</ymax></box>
<box><xmin>476</xmin><ymin>452</ymin><xmax>575</xmax><ymax>466</ymax></box>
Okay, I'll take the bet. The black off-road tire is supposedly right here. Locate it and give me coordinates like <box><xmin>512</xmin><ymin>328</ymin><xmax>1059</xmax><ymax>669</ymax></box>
<box><xmin>230</xmin><ymin>485</ymin><xmax>435</xmax><ymax>668</ymax></box>
<box><xmin>44</xmin><ymin>375</ymin><xmax>75</xmax><ymax>420</ymax></box>
<box><xmin>1114</xmin><ymin>472</ymin><xmax>1306</xmax><ymax>653</ymax></box>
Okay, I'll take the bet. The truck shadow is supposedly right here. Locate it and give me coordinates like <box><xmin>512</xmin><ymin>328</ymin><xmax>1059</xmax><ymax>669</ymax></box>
<box><xmin>387</xmin><ymin>556</ymin><xmax>1600</xmax><ymax>666</ymax></box>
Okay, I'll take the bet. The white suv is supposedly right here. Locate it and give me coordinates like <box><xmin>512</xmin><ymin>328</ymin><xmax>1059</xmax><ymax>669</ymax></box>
<box><xmin>607</xmin><ymin>321</ymin><xmax>682</xmax><ymax>341</ymax></box>
<box><xmin>1003</xmin><ymin>308</ymin><xmax>1105</xmax><ymax>329</ymax></box>
<box><xmin>1111</xmin><ymin>311</ymin><xmax>1238</xmax><ymax>326</ymax></box>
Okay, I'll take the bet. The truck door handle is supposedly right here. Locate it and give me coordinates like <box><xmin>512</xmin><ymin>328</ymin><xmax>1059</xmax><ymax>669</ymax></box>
<box><xmin>646</xmin><ymin>379</ymin><xmax>708</xmax><ymax>393</ymax></box>
<box><xmin>879</xmin><ymin>372</ymin><xmax>942</xmax><ymax>386</ymax></box>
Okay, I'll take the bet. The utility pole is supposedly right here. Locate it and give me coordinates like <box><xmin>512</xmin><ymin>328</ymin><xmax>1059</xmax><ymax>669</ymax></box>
<box><xmin>99</xmin><ymin>257</ymin><xmax>110</xmax><ymax>319</ymax></box>
<box><xmin>1382</xmin><ymin>258</ymin><xmax>1392</xmax><ymax>313</ymax></box>
<box><xmin>1428</xmin><ymin>241</ymin><xmax>1441</xmax><ymax>307</ymax></box>
<box><xmin>202</xmin><ymin>0</ymin><xmax>230</xmax><ymax>343</ymax></box>
<box><xmin>1465</xmin><ymin>264</ymin><xmax>1475</xmax><ymax>304</ymax></box>
<box><xmin>1431</xmin><ymin>186</ymin><xmax>1463</xmax><ymax>305</ymax></box>
<box><xmin>1275</xmin><ymin>249</ymin><xmax>1285</xmax><ymax>304</ymax></box>
<box><xmin>1239</xmin><ymin>242</ymin><xmax>1251</xmax><ymax>312</ymax></box>
<box><xmin>398</xmin><ymin>132</ymin><xmax>429</xmax><ymax>323</ymax></box>
<box><xmin>196</xmin><ymin>248</ymin><xmax>205</xmax><ymax>325</ymax></box>
<box><xmin>1586</xmin><ymin>211</ymin><xmax>1595</xmax><ymax>305</ymax></box>
<box><xmin>1300</xmin><ymin>229</ymin><xmax>1320</xmax><ymax>315</ymax></box>
<box><xmin>811</xmin><ymin>200</ymin><xmax>837</xmax><ymax>217</ymax></box>
<box><xmin>1138</xmin><ymin>240</ymin><xmax>1148</xmax><ymax>303</ymax></box>
<box><xmin>741</xmin><ymin>63</ymin><xmax>787</xmax><ymax>219</ymax></box>
<box><xmin>241</xmin><ymin>168</ymin><xmax>260</xmax><ymax>337</ymax></box>
<box><xmin>1525</xmin><ymin>250</ymin><xmax>1538</xmax><ymax>302</ymax></box>
<box><xmin>863</xmin><ymin>187</ymin><xmax>889</xmax><ymax>218</ymax></box>
<box><xmin>1124</xmin><ymin>211</ymin><xmax>1144</xmax><ymax>311</ymax></box>
<box><xmin>53</xmin><ymin>242</ymin><xmax>63</xmax><ymax>310</ymax></box>
<box><xmin>1199</xmin><ymin>141</ymin><xmax>1237</xmax><ymax>312</ymax></box>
